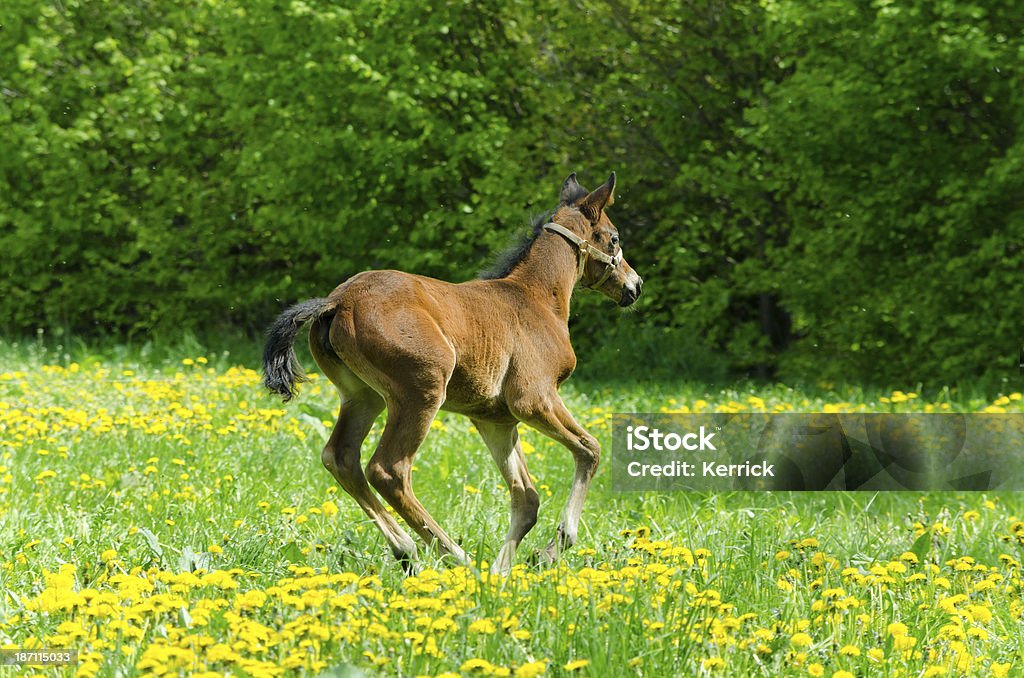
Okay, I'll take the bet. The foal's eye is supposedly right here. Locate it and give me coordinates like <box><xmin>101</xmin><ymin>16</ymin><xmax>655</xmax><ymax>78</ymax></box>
<box><xmin>611</xmin><ymin>235</ymin><xmax>620</xmax><ymax>246</ymax></box>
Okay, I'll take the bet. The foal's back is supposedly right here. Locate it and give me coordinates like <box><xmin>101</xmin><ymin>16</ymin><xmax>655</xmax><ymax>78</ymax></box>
<box><xmin>321</xmin><ymin>269</ymin><xmax>560</xmax><ymax>421</ymax></box>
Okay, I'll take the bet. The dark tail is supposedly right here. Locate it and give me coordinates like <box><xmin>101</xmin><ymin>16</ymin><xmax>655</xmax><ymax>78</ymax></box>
<box><xmin>262</xmin><ymin>298</ymin><xmax>332</xmax><ymax>401</ymax></box>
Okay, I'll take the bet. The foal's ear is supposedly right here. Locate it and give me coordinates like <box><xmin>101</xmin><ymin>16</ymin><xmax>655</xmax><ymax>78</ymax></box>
<box><xmin>579</xmin><ymin>172</ymin><xmax>616</xmax><ymax>221</ymax></box>
<box><xmin>559</xmin><ymin>172</ymin><xmax>589</xmax><ymax>206</ymax></box>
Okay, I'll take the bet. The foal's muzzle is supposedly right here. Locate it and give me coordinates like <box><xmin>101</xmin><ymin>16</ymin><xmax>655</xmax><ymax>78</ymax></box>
<box><xmin>619</xmin><ymin>276</ymin><xmax>643</xmax><ymax>307</ymax></box>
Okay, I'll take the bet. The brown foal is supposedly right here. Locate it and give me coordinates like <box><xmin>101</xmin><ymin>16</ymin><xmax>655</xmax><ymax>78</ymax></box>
<box><xmin>262</xmin><ymin>172</ymin><xmax>642</xmax><ymax>574</ymax></box>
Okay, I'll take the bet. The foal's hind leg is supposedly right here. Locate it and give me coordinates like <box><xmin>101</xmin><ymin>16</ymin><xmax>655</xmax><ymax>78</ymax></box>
<box><xmin>474</xmin><ymin>420</ymin><xmax>540</xmax><ymax>575</ymax></box>
<box><xmin>366</xmin><ymin>394</ymin><xmax>468</xmax><ymax>564</ymax></box>
<box><xmin>311</xmin><ymin>335</ymin><xmax>418</xmax><ymax>565</ymax></box>
<box><xmin>321</xmin><ymin>393</ymin><xmax>419</xmax><ymax>564</ymax></box>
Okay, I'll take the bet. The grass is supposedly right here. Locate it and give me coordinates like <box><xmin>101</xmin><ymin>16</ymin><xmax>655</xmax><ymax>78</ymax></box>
<box><xmin>0</xmin><ymin>342</ymin><xmax>1022</xmax><ymax>677</ymax></box>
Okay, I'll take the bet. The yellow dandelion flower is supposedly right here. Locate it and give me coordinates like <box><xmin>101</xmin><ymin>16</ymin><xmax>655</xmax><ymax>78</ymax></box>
<box><xmin>790</xmin><ymin>632</ymin><xmax>812</xmax><ymax>648</ymax></box>
<box><xmin>967</xmin><ymin>604</ymin><xmax>992</xmax><ymax>623</ymax></box>
<box><xmin>514</xmin><ymin>660</ymin><xmax>548</xmax><ymax>678</ymax></box>
<box><xmin>887</xmin><ymin>622</ymin><xmax>908</xmax><ymax>637</ymax></box>
<box><xmin>564</xmin><ymin>659</ymin><xmax>590</xmax><ymax>672</ymax></box>
<box><xmin>967</xmin><ymin>627</ymin><xmax>988</xmax><ymax>640</ymax></box>
<box><xmin>468</xmin><ymin>619</ymin><xmax>497</xmax><ymax>634</ymax></box>
<box><xmin>461</xmin><ymin>658</ymin><xmax>497</xmax><ymax>674</ymax></box>
<box><xmin>893</xmin><ymin>635</ymin><xmax>916</xmax><ymax>651</ymax></box>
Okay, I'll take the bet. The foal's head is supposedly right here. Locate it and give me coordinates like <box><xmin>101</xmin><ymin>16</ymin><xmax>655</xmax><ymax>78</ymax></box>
<box><xmin>554</xmin><ymin>172</ymin><xmax>643</xmax><ymax>307</ymax></box>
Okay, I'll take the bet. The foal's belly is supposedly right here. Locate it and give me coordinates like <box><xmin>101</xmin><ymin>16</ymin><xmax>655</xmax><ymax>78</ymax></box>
<box><xmin>439</xmin><ymin>397</ymin><xmax>516</xmax><ymax>423</ymax></box>
<box><xmin>439</xmin><ymin>362</ymin><xmax>516</xmax><ymax>423</ymax></box>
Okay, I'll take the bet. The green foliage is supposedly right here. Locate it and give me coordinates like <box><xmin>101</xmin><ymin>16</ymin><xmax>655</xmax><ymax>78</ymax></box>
<box><xmin>571</xmin><ymin>321</ymin><xmax>731</xmax><ymax>386</ymax></box>
<box><xmin>750</xmin><ymin>1</ymin><xmax>1024</xmax><ymax>385</ymax></box>
<box><xmin>0</xmin><ymin>0</ymin><xmax>553</xmax><ymax>336</ymax></box>
<box><xmin>1</xmin><ymin>0</ymin><xmax>1020</xmax><ymax>386</ymax></box>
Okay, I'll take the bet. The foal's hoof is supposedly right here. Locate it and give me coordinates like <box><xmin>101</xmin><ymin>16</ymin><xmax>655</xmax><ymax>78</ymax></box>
<box><xmin>527</xmin><ymin>548</ymin><xmax>557</xmax><ymax>568</ymax></box>
<box><xmin>489</xmin><ymin>557</ymin><xmax>514</xmax><ymax>577</ymax></box>
<box><xmin>397</xmin><ymin>553</ymin><xmax>420</xmax><ymax>576</ymax></box>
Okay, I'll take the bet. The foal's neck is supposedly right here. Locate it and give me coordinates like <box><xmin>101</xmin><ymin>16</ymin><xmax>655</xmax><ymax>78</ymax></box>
<box><xmin>508</xmin><ymin>232</ymin><xmax>579</xmax><ymax>321</ymax></box>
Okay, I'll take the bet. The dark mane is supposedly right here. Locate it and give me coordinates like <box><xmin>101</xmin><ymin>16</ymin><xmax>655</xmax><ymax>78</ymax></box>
<box><xmin>479</xmin><ymin>210</ymin><xmax>554</xmax><ymax>280</ymax></box>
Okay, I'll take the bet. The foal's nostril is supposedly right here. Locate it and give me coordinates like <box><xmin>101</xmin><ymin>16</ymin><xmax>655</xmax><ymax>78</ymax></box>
<box><xmin>619</xmin><ymin>283</ymin><xmax>641</xmax><ymax>307</ymax></box>
<box><xmin>636</xmin><ymin>278</ymin><xmax>643</xmax><ymax>296</ymax></box>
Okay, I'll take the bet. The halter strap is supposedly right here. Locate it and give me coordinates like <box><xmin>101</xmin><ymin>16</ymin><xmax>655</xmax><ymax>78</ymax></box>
<box><xmin>542</xmin><ymin>222</ymin><xmax>623</xmax><ymax>289</ymax></box>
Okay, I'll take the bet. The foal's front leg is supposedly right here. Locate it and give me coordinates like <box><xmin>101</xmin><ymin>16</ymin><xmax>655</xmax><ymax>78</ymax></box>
<box><xmin>515</xmin><ymin>393</ymin><xmax>601</xmax><ymax>562</ymax></box>
<box><xmin>474</xmin><ymin>420</ymin><xmax>540</xmax><ymax>575</ymax></box>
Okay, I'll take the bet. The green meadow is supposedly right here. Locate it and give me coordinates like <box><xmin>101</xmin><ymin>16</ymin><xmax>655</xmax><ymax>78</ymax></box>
<box><xmin>1</xmin><ymin>344</ymin><xmax>1021</xmax><ymax>677</ymax></box>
